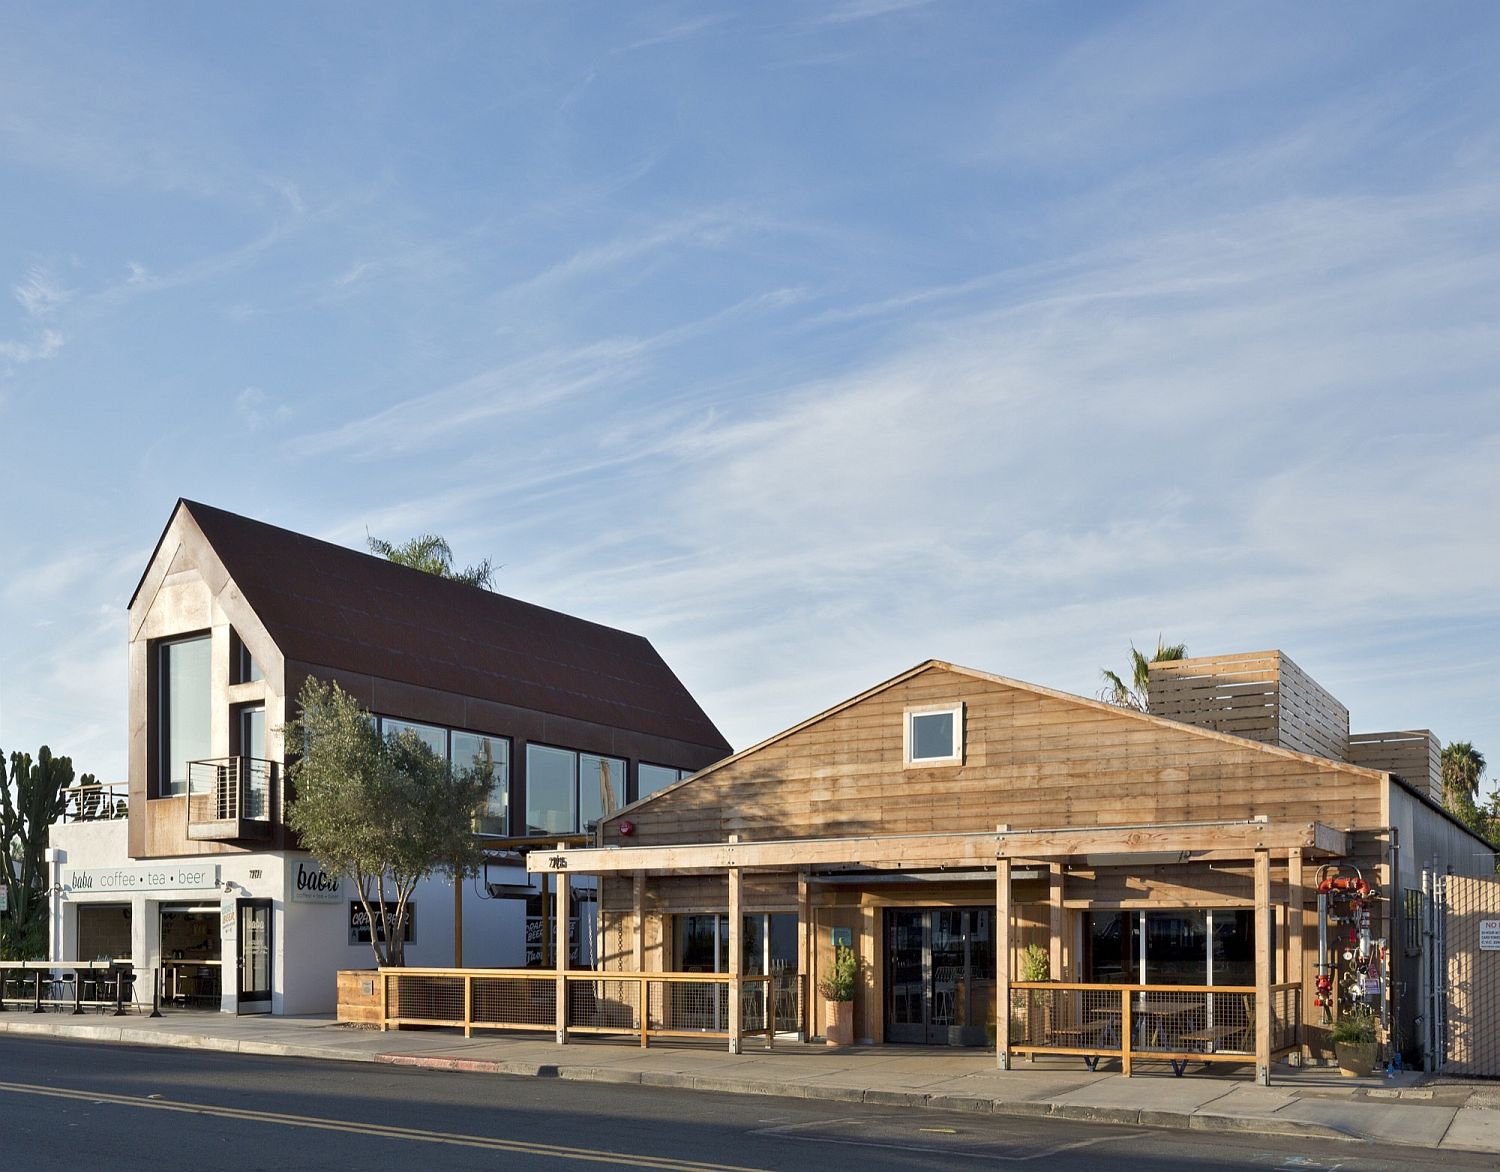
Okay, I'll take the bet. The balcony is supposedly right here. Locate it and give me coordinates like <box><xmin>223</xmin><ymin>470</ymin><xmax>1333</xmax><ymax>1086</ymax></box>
<box><xmin>186</xmin><ymin>757</ymin><xmax>279</xmax><ymax>842</ymax></box>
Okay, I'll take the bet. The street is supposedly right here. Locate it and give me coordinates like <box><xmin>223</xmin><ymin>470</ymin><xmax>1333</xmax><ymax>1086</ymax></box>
<box><xmin>0</xmin><ymin>1036</ymin><xmax>1489</xmax><ymax>1170</ymax></box>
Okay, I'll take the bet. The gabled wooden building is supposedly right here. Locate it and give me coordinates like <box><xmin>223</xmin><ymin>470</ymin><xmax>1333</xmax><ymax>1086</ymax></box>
<box><xmin>535</xmin><ymin>656</ymin><xmax>1492</xmax><ymax>1076</ymax></box>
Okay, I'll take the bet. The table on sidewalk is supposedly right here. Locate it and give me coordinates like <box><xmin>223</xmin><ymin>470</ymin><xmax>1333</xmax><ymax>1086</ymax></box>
<box><xmin>1090</xmin><ymin>1000</ymin><xmax>1201</xmax><ymax>1049</ymax></box>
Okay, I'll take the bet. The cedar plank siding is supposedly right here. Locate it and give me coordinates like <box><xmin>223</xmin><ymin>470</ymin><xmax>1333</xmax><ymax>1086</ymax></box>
<box><xmin>605</xmin><ymin>665</ymin><xmax>1382</xmax><ymax>849</ymax></box>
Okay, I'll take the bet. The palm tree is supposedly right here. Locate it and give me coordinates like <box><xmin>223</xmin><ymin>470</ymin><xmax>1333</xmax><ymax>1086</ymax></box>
<box><xmin>1441</xmin><ymin>741</ymin><xmax>1488</xmax><ymax>804</ymax></box>
<box><xmin>367</xmin><ymin>532</ymin><xmax>495</xmax><ymax>590</ymax></box>
<box><xmin>1099</xmin><ymin>636</ymin><xmax>1188</xmax><ymax>712</ymax></box>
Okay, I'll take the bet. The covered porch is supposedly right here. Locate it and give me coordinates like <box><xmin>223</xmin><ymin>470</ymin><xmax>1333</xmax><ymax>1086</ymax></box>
<box><xmin>523</xmin><ymin>817</ymin><xmax>1346</xmax><ymax>1085</ymax></box>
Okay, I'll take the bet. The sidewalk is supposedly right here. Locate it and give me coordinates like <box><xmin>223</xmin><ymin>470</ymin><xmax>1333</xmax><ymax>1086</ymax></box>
<box><xmin>2</xmin><ymin>1009</ymin><xmax>1496</xmax><ymax>1154</ymax></box>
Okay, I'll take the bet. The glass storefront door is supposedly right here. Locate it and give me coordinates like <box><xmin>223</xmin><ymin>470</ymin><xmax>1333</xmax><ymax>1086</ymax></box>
<box><xmin>236</xmin><ymin>899</ymin><xmax>273</xmax><ymax>1013</ymax></box>
<box><xmin>884</xmin><ymin>907</ymin><xmax>994</xmax><ymax>1045</ymax></box>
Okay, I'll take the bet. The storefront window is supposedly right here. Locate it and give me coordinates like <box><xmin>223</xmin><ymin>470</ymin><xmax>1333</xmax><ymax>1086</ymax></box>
<box><xmin>1083</xmin><ymin>909</ymin><xmax>1260</xmax><ymax>985</ymax></box>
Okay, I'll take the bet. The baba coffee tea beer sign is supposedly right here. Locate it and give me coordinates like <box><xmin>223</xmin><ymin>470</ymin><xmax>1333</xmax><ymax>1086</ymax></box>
<box><xmin>66</xmin><ymin>864</ymin><xmax>220</xmax><ymax>893</ymax></box>
<box><xmin>290</xmin><ymin>862</ymin><xmax>342</xmax><ymax>903</ymax></box>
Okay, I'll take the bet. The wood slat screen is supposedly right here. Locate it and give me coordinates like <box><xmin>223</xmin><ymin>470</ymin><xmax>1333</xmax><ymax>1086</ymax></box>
<box><xmin>1148</xmin><ymin>651</ymin><xmax>1349</xmax><ymax>762</ymax></box>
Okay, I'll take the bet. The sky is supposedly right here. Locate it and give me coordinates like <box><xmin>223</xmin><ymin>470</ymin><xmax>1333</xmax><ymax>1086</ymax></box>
<box><xmin>1</xmin><ymin>2</ymin><xmax>1497</xmax><ymax>794</ymax></box>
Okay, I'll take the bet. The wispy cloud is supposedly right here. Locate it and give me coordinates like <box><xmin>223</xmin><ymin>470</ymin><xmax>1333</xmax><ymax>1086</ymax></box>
<box><xmin>613</xmin><ymin>14</ymin><xmax>732</xmax><ymax>54</ymax></box>
<box><xmin>14</xmin><ymin>265</ymin><xmax>71</xmax><ymax>316</ymax></box>
<box><xmin>813</xmin><ymin>0</ymin><xmax>938</xmax><ymax>26</ymax></box>
<box><xmin>234</xmin><ymin>386</ymin><xmax>293</xmax><ymax>432</ymax></box>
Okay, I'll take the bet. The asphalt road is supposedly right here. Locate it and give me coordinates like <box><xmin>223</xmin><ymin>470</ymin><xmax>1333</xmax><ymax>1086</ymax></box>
<box><xmin>0</xmin><ymin>1036</ymin><xmax>1490</xmax><ymax>1170</ymax></box>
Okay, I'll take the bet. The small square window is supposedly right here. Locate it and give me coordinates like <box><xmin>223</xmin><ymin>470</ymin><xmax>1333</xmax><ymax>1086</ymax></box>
<box><xmin>906</xmin><ymin>704</ymin><xmax>963</xmax><ymax>766</ymax></box>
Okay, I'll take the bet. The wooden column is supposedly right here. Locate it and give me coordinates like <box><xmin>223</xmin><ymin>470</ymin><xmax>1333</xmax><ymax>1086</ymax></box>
<box><xmin>1288</xmin><ymin>849</ymin><xmax>1304</xmax><ymax>1057</ymax></box>
<box><xmin>554</xmin><ymin>851</ymin><xmax>569</xmax><ymax>1045</ymax></box>
<box><xmin>996</xmin><ymin>856</ymin><xmax>1012</xmax><ymax>1070</ymax></box>
<box><xmin>1048</xmin><ymin>864</ymin><xmax>1064</xmax><ymax>981</ymax></box>
<box><xmin>546</xmin><ymin>870</ymin><xmax>558</xmax><ymax>966</ymax></box>
<box><xmin>1254</xmin><ymin>849</ymin><xmax>1271</xmax><ymax>1085</ymax></box>
<box><xmin>631</xmin><ymin>872</ymin><xmax>646</xmax><ymax>972</ymax></box>
<box><xmin>728</xmin><ymin>861</ymin><xmax>743</xmax><ymax>1055</ymax></box>
<box><xmin>797</xmin><ymin>870</ymin><xmax>811</xmax><ymax>1041</ymax></box>
<box><xmin>453</xmin><ymin>874</ymin><xmax>464</xmax><ymax>968</ymax></box>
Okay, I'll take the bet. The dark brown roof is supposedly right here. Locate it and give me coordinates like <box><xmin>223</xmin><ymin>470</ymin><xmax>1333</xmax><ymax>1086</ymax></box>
<box><xmin>143</xmin><ymin>500</ymin><xmax>729</xmax><ymax>753</ymax></box>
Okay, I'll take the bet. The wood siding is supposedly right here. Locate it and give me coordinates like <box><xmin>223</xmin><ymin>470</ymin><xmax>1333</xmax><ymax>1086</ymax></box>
<box><xmin>1148</xmin><ymin>651</ymin><xmax>1349</xmax><ymax>762</ymax></box>
<box><xmin>1351</xmin><ymin>730</ymin><xmax>1441</xmax><ymax>803</ymax></box>
<box><xmin>607</xmin><ymin>664</ymin><xmax>1382</xmax><ymax>850</ymax></box>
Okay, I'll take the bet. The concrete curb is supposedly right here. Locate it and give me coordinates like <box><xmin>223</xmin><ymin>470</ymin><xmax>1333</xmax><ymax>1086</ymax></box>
<box><xmin>0</xmin><ymin>1019</ymin><xmax>1434</xmax><ymax>1149</ymax></box>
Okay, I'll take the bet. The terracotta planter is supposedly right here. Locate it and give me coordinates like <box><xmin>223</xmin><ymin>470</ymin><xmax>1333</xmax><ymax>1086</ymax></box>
<box><xmin>1335</xmin><ymin>1040</ymin><xmax>1377</xmax><ymax>1077</ymax></box>
<box><xmin>825</xmin><ymin>999</ymin><xmax>854</xmax><ymax>1047</ymax></box>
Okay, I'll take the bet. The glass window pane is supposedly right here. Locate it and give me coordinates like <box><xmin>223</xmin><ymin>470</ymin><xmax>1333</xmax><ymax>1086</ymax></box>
<box><xmin>454</xmin><ymin>731</ymin><xmax>509</xmax><ymax>836</ymax></box>
<box><xmin>638</xmin><ymin>763</ymin><xmax>682</xmax><ymax>800</ymax></box>
<box><xmin>526</xmin><ymin>745</ymin><xmax>576</xmax><ymax>835</ymax></box>
<box><xmin>1213</xmin><ymin>911</ymin><xmax>1258</xmax><ymax>986</ymax></box>
<box><xmin>1144</xmin><ymin>910</ymin><xmax>1207</xmax><ymax>985</ymax></box>
<box><xmin>381</xmin><ymin>718</ymin><xmax>446</xmax><ymax>759</ymax></box>
<box><xmin>578</xmin><ymin>753</ymin><xmax>625</xmax><ymax>829</ymax></box>
<box><xmin>1083</xmin><ymin>911</ymin><xmax>1138</xmax><ymax>983</ymax></box>
<box><xmin>161</xmin><ymin>636</ymin><xmax>211</xmax><ymax>796</ymax></box>
<box><xmin>911</xmin><ymin>712</ymin><xmax>954</xmax><ymax>759</ymax></box>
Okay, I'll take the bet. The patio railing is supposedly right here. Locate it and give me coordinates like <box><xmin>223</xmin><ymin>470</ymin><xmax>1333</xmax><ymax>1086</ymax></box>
<box><xmin>378</xmin><ymin>967</ymin><xmax>776</xmax><ymax>1049</ymax></box>
<box><xmin>1007</xmin><ymin>981</ymin><xmax>1300</xmax><ymax>1075</ymax></box>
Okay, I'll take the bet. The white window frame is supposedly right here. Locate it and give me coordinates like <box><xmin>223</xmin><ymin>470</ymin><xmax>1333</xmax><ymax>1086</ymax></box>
<box><xmin>904</xmin><ymin>703</ymin><xmax>964</xmax><ymax>767</ymax></box>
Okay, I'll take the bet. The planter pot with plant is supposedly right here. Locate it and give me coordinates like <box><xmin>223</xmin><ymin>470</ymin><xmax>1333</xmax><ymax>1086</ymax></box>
<box><xmin>1330</xmin><ymin>1010</ymin><xmax>1378</xmax><ymax>1077</ymax></box>
<box><xmin>818</xmin><ymin>944</ymin><xmax>858</xmax><ymax>1047</ymax></box>
<box><xmin>1014</xmin><ymin>943</ymin><xmax>1052</xmax><ymax>1044</ymax></box>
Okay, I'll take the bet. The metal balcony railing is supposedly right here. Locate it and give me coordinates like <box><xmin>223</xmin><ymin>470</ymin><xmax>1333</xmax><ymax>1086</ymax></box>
<box><xmin>186</xmin><ymin>756</ymin><xmax>279</xmax><ymax>841</ymax></box>
<box><xmin>59</xmin><ymin>782</ymin><xmax>129</xmax><ymax>823</ymax></box>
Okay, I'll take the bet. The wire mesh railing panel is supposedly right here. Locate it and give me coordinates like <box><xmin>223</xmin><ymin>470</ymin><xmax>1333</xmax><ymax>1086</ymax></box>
<box><xmin>566</xmin><ymin>977</ymin><xmax>642</xmax><ymax>1031</ymax></box>
<box><xmin>387</xmin><ymin>973</ymin><xmax>465</xmax><ymax>1023</ymax></box>
<box><xmin>471</xmin><ymin>975</ymin><xmax>554</xmax><ymax>1028</ymax></box>
<box><xmin>1010</xmin><ymin>984</ymin><xmax>1125</xmax><ymax>1053</ymax></box>
<box><xmin>664</xmin><ymin>977</ymin><xmax>727</xmax><ymax>1032</ymax></box>
<box><xmin>1270</xmin><ymin>985</ymin><xmax>1300</xmax><ymax>1052</ymax></box>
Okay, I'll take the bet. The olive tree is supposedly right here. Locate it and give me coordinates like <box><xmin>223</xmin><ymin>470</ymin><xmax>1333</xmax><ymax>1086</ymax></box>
<box><xmin>284</xmin><ymin>678</ymin><xmax>489</xmax><ymax>966</ymax></box>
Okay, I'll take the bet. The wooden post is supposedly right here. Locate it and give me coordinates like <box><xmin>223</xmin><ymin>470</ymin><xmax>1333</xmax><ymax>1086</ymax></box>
<box><xmin>996</xmin><ymin>856</ymin><xmax>1012</xmax><ymax>1070</ymax></box>
<box><xmin>463</xmin><ymin>971</ymin><xmax>472</xmax><ymax>1038</ymax></box>
<box><xmin>1048</xmin><ymin>863</ymin><xmax>1064</xmax><ymax>981</ymax></box>
<box><xmin>454</xmin><ymin>873</ymin><xmax>464</xmax><ymax>968</ymax></box>
<box><xmin>640</xmin><ymin>975</ymin><xmax>649</xmax><ymax>1048</ymax></box>
<box><xmin>554</xmin><ymin>848</ymin><xmax>569</xmax><ymax>1045</ymax></box>
<box><xmin>1255</xmin><ymin>849</ymin><xmax>1272</xmax><ymax>1085</ymax></box>
<box><xmin>1121</xmin><ymin>984</ymin><xmax>1134</xmax><ymax>1077</ymax></box>
<box><xmin>1288</xmin><ymin>849</ymin><xmax>1304</xmax><ymax>1058</ymax></box>
<box><xmin>546</xmin><ymin>870</ymin><xmax>558</xmax><ymax>966</ymax></box>
<box><xmin>632</xmin><ymin>872</ymin><xmax>646</xmax><ymax>972</ymax></box>
<box><xmin>797</xmin><ymin>870</ymin><xmax>811</xmax><ymax>1042</ymax></box>
<box><xmin>728</xmin><ymin>857</ymin><xmax>743</xmax><ymax>1055</ymax></box>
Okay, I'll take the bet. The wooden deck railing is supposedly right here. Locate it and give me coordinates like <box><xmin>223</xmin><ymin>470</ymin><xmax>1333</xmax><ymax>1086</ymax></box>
<box><xmin>1007</xmin><ymin>981</ymin><xmax>1300</xmax><ymax>1077</ymax></box>
<box><xmin>378</xmin><ymin>967</ymin><xmax>776</xmax><ymax>1050</ymax></box>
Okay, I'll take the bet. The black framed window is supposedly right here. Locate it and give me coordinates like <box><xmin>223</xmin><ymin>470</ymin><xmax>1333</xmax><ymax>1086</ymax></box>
<box><xmin>157</xmin><ymin>634</ymin><xmax>211</xmax><ymax>796</ymax></box>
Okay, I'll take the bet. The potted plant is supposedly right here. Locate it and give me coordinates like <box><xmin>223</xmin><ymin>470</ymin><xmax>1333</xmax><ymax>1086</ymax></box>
<box><xmin>1330</xmin><ymin>1009</ymin><xmax>1378</xmax><ymax>1077</ymax></box>
<box><xmin>818</xmin><ymin>944</ymin><xmax>858</xmax><ymax>1047</ymax></box>
<box><xmin>1015</xmin><ymin>944</ymin><xmax>1052</xmax><ymax>1045</ymax></box>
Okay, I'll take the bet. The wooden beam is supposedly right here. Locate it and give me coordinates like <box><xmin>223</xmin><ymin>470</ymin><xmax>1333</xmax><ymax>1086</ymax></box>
<box><xmin>526</xmin><ymin>820</ymin><xmax>1348</xmax><ymax>875</ymax></box>
<box><xmin>1254</xmin><ymin>849</ymin><xmax>1271</xmax><ymax>1085</ymax></box>
<box><xmin>996</xmin><ymin>856</ymin><xmax>1012</xmax><ymax>1071</ymax></box>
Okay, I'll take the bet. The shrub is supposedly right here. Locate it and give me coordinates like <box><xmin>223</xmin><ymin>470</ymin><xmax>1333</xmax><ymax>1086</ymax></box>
<box><xmin>818</xmin><ymin>944</ymin><xmax>858</xmax><ymax>1001</ymax></box>
<box><xmin>1330</xmin><ymin>1010</ymin><xmax>1377</xmax><ymax>1045</ymax></box>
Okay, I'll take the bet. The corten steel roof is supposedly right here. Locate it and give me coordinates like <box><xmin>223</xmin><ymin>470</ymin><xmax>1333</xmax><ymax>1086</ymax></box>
<box><xmin>141</xmin><ymin>500</ymin><xmax>730</xmax><ymax>752</ymax></box>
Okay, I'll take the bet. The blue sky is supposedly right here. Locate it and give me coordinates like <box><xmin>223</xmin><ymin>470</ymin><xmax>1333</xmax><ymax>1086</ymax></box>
<box><xmin>1</xmin><ymin>2</ymin><xmax>1497</xmax><ymax>794</ymax></box>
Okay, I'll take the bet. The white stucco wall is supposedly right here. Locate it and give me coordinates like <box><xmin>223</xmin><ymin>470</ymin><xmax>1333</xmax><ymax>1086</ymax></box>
<box><xmin>47</xmin><ymin>821</ymin><xmax>535</xmax><ymax>1015</ymax></box>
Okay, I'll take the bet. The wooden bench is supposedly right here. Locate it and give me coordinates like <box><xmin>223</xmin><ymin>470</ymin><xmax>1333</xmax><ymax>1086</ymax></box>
<box><xmin>1174</xmin><ymin>996</ymin><xmax>1252</xmax><ymax>1074</ymax></box>
<box><xmin>1049</xmin><ymin>1020</ymin><xmax>1114</xmax><ymax>1070</ymax></box>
